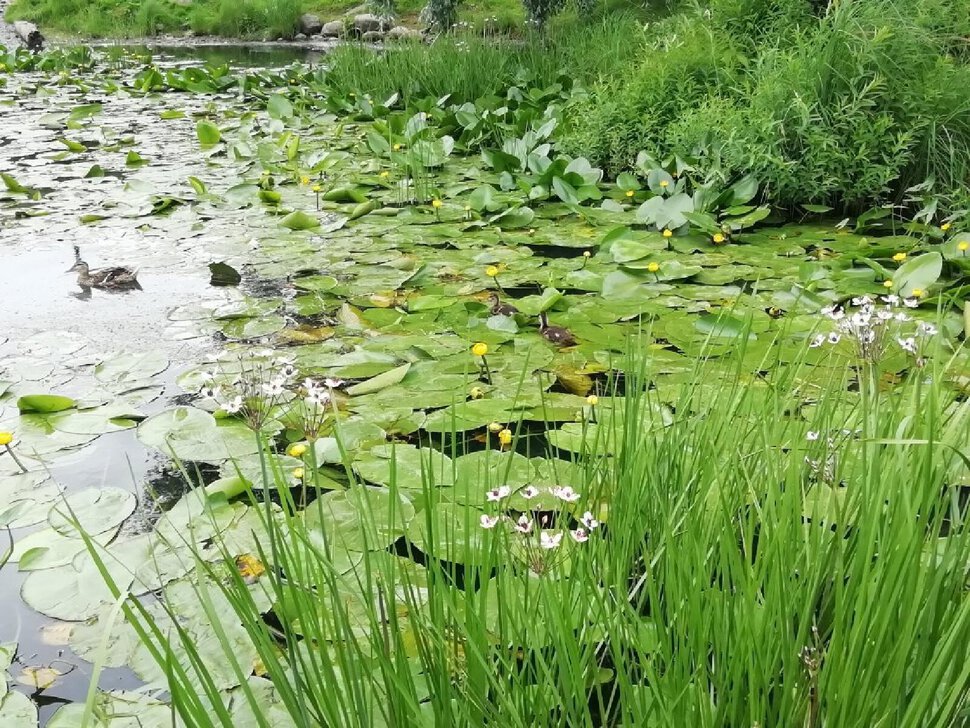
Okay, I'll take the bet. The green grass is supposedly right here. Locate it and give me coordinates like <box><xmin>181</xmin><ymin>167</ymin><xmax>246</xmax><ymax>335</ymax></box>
<box><xmin>80</xmin><ymin>334</ymin><xmax>970</xmax><ymax>727</ymax></box>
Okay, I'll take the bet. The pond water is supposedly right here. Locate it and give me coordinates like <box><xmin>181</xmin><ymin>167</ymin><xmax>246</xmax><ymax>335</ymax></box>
<box><xmin>1</xmin><ymin>42</ymin><xmax>966</xmax><ymax>725</ymax></box>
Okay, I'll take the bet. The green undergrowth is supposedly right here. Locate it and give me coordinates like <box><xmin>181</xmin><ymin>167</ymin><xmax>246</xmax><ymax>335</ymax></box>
<box><xmin>77</xmin><ymin>342</ymin><xmax>970</xmax><ymax>727</ymax></box>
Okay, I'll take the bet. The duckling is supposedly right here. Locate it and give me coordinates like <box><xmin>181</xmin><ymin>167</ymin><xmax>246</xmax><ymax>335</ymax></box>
<box><xmin>538</xmin><ymin>311</ymin><xmax>577</xmax><ymax>347</ymax></box>
<box><xmin>488</xmin><ymin>292</ymin><xmax>519</xmax><ymax>316</ymax></box>
<box><xmin>68</xmin><ymin>261</ymin><xmax>140</xmax><ymax>290</ymax></box>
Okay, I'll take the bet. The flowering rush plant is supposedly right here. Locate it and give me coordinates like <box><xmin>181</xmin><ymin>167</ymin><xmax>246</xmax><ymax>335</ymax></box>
<box><xmin>198</xmin><ymin>349</ymin><xmax>343</xmax><ymax>438</ymax></box>
<box><xmin>809</xmin><ymin>295</ymin><xmax>936</xmax><ymax>365</ymax></box>
<box><xmin>479</xmin><ymin>484</ymin><xmax>600</xmax><ymax>575</ymax></box>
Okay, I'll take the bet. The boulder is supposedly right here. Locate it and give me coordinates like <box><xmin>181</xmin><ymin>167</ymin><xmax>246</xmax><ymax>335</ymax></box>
<box><xmin>298</xmin><ymin>13</ymin><xmax>323</xmax><ymax>35</ymax></box>
<box><xmin>361</xmin><ymin>30</ymin><xmax>385</xmax><ymax>42</ymax></box>
<box><xmin>353</xmin><ymin>13</ymin><xmax>392</xmax><ymax>34</ymax></box>
<box><xmin>386</xmin><ymin>26</ymin><xmax>423</xmax><ymax>42</ymax></box>
<box><xmin>294</xmin><ymin>32</ymin><xmax>307</xmax><ymax>40</ymax></box>
<box><xmin>321</xmin><ymin>20</ymin><xmax>345</xmax><ymax>38</ymax></box>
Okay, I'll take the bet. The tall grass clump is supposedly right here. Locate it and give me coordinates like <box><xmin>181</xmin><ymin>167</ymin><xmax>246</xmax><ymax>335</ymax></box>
<box><xmin>188</xmin><ymin>0</ymin><xmax>303</xmax><ymax>39</ymax></box>
<box><xmin>322</xmin><ymin>14</ymin><xmax>646</xmax><ymax>104</ymax></box>
<box><xmin>80</xmin><ymin>331</ymin><xmax>970</xmax><ymax>726</ymax></box>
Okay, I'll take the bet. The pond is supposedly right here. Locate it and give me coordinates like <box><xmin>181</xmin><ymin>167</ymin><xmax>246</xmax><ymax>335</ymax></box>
<box><xmin>0</xmin><ymin>44</ymin><xmax>967</xmax><ymax>725</ymax></box>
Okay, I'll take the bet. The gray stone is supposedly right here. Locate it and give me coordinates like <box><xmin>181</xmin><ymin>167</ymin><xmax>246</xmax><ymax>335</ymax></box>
<box><xmin>361</xmin><ymin>30</ymin><xmax>385</xmax><ymax>42</ymax></box>
<box><xmin>13</xmin><ymin>21</ymin><xmax>44</xmax><ymax>51</ymax></box>
<box><xmin>386</xmin><ymin>26</ymin><xmax>423</xmax><ymax>42</ymax></box>
<box><xmin>294</xmin><ymin>32</ymin><xmax>307</xmax><ymax>40</ymax></box>
<box><xmin>321</xmin><ymin>20</ymin><xmax>345</xmax><ymax>38</ymax></box>
<box><xmin>353</xmin><ymin>13</ymin><xmax>392</xmax><ymax>34</ymax></box>
<box><xmin>298</xmin><ymin>13</ymin><xmax>323</xmax><ymax>35</ymax></box>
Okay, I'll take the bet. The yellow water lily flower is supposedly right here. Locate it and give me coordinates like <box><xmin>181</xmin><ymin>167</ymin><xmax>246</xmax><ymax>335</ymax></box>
<box><xmin>485</xmin><ymin>265</ymin><xmax>499</xmax><ymax>277</ymax></box>
<box><xmin>472</xmin><ymin>342</ymin><xmax>488</xmax><ymax>357</ymax></box>
<box><xmin>288</xmin><ymin>443</ymin><xmax>308</xmax><ymax>457</ymax></box>
<box><xmin>0</xmin><ymin>432</ymin><xmax>12</xmax><ymax>446</ymax></box>
<box><xmin>892</xmin><ymin>252</ymin><xmax>907</xmax><ymax>262</ymax></box>
<box><xmin>659</xmin><ymin>180</ymin><xmax>669</xmax><ymax>188</ymax></box>
<box><xmin>392</xmin><ymin>143</ymin><xmax>402</xmax><ymax>151</ymax></box>
<box><xmin>498</xmin><ymin>428</ymin><xmax>513</xmax><ymax>445</ymax></box>
<box><xmin>292</xmin><ymin>468</ymin><xmax>305</xmax><ymax>480</ymax></box>
<box><xmin>941</xmin><ymin>222</ymin><xmax>952</xmax><ymax>232</ymax></box>
<box><xmin>646</xmin><ymin>262</ymin><xmax>660</xmax><ymax>273</ymax></box>
<box><xmin>312</xmin><ymin>184</ymin><xmax>321</xmax><ymax>192</ymax></box>
<box><xmin>586</xmin><ymin>395</ymin><xmax>599</xmax><ymax>406</ymax></box>
<box><xmin>432</xmin><ymin>199</ymin><xmax>443</xmax><ymax>209</ymax></box>
<box><xmin>624</xmin><ymin>190</ymin><xmax>634</xmax><ymax>198</ymax></box>
<box><xmin>713</xmin><ymin>233</ymin><xmax>726</xmax><ymax>244</ymax></box>
<box><xmin>662</xmin><ymin>229</ymin><xmax>673</xmax><ymax>238</ymax></box>
<box><xmin>883</xmin><ymin>279</ymin><xmax>894</xmax><ymax>288</ymax></box>
<box><xmin>958</xmin><ymin>241</ymin><xmax>968</xmax><ymax>252</ymax></box>
<box><xmin>583</xmin><ymin>250</ymin><xmax>591</xmax><ymax>258</ymax></box>
<box><xmin>911</xmin><ymin>288</ymin><xmax>924</xmax><ymax>298</ymax></box>
<box><xmin>470</xmin><ymin>387</ymin><xmax>484</xmax><ymax>399</ymax></box>
<box><xmin>487</xmin><ymin>421</ymin><xmax>504</xmax><ymax>433</ymax></box>
<box><xmin>379</xmin><ymin>171</ymin><xmax>389</xmax><ymax>179</ymax></box>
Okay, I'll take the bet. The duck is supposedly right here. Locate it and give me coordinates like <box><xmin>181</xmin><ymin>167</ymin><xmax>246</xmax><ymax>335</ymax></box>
<box><xmin>538</xmin><ymin>312</ymin><xmax>577</xmax><ymax>347</ymax></box>
<box><xmin>488</xmin><ymin>292</ymin><xmax>519</xmax><ymax>316</ymax></box>
<box><xmin>68</xmin><ymin>261</ymin><xmax>141</xmax><ymax>290</ymax></box>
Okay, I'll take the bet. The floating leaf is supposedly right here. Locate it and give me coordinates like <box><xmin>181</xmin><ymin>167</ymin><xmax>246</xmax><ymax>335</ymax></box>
<box><xmin>280</xmin><ymin>210</ymin><xmax>319</xmax><ymax>230</ymax></box>
<box><xmin>17</xmin><ymin>394</ymin><xmax>75</xmax><ymax>414</ymax></box>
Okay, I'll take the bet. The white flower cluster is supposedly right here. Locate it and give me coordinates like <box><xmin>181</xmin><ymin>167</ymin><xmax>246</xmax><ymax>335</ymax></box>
<box><xmin>809</xmin><ymin>295</ymin><xmax>936</xmax><ymax>363</ymax></box>
<box><xmin>479</xmin><ymin>485</ymin><xmax>599</xmax><ymax>556</ymax></box>
<box><xmin>198</xmin><ymin>350</ymin><xmax>343</xmax><ymax>434</ymax></box>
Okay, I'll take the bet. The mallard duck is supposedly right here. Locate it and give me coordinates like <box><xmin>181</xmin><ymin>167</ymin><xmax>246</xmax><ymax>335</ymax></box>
<box><xmin>68</xmin><ymin>261</ymin><xmax>140</xmax><ymax>290</ymax></box>
<box><xmin>488</xmin><ymin>292</ymin><xmax>519</xmax><ymax>316</ymax></box>
<box><xmin>538</xmin><ymin>312</ymin><xmax>577</xmax><ymax>347</ymax></box>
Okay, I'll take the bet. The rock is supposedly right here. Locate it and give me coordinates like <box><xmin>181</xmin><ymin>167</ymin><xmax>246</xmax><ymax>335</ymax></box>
<box><xmin>298</xmin><ymin>13</ymin><xmax>323</xmax><ymax>35</ymax></box>
<box><xmin>361</xmin><ymin>30</ymin><xmax>385</xmax><ymax>42</ymax></box>
<box><xmin>386</xmin><ymin>26</ymin><xmax>423</xmax><ymax>42</ymax></box>
<box><xmin>294</xmin><ymin>33</ymin><xmax>307</xmax><ymax>40</ymax></box>
<box><xmin>321</xmin><ymin>20</ymin><xmax>345</xmax><ymax>38</ymax></box>
<box><xmin>353</xmin><ymin>13</ymin><xmax>392</xmax><ymax>34</ymax></box>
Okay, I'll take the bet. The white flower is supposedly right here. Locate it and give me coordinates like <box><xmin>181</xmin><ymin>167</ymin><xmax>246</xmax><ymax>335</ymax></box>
<box><xmin>263</xmin><ymin>380</ymin><xmax>285</xmax><ymax>397</ymax></box>
<box><xmin>486</xmin><ymin>486</ymin><xmax>511</xmax><ymax>502</ymax></box>
<box><xmin>809</xmin><ymin>334</ymin><xmax>826</xmax><ymax>348</ymax></box>
<box><xmin>895</xmin><ymin>312</ymin><xmax>910</xmax><ymax>322</ymax></box>
<box><xmin>520</xmin><ymin>486</ymin><xmax>539</xmax><ymax>499</ymax></box>
<box><xmin>851</xmin><ymin>296</ymin><xmax>872</xmax><ymax>307</ymax></box>
<box><xmin>224</xmin><ymin>395</ymin><xmax>243</xmax><ymax>414</ymax></box>
<box><xmin>882</xmin><ymin>294</ymin><xmax>899</xmax><ymax>305</ymax></box>
<box><xmin>849</xmin><ymin>312</ymin><xmax>870</xmax><ymax>328</ymax></box>
<box><xmin>898</xmin><ymin>337</ymin><xmax>917</xmax><ymax>354</ymax></box>
<box><xmin>303</xmin><ymin>377</ymin><xmax>319</xmax><ymax>392</ymax></box>
<box><xmin>580</xmin><ymin>511</ymin><xmax>599</xmax><ymax>529</ymax></box>
<box><xmin>200</xmin><ymin>369</ymin><xmax>218</xmax><ymax>382</ymax></box>
<box><xmin>806</xmin><ymin>431</ymin><xmax>820</xmax><ymax>441</ymax></box>
<box><xmin>876</xmin><ymin>309</ymin><xmax>894</xmax><ymax>321</ymax></box>
<box><xmin>479</xmin><ymin>514</ymin><xmax>499</xmax><ymax>529</ymax></box>
<box><xmin>903</xmin><ymin>298</ymin><xmax>919</xmax><ymax>309</ymax></box>
<box><xmin>257</xmin><ymin>349</ymin><xmax>276</xmax><ymax>359</ymax></box>
<box><xmin>550</xmin><ymin>486</ymin><xmax>580</xmax><ymax>503</ymax></box>
<box><xmin>917</xmin><ymin>322</ymin><xmax>937</xmax><ymax>336</ymax></box>
<box><xmin>324</xmin><ymin>378</ymin><xmax>345</xmax><ymax>388</ymax></box>
<box><xmin>306</xmin><ymin>389</ymin><xmax>331</xmax><ymax>407</ymax></box>
<box><xmin>827</xmin><ymin>333</ymin><xmax>841</xmax><ymax>344</ymax></box>
<box><xmin>279</xmin><ymin>363</ymin><xmax>298</xmax><ymax>379</ymax></box>
<box><xmin>570</xmin><ymin>528</ymin><xmax>589</xmax><ymax>543</ymax></box>
<box><xmin>540</xmin><ymin>531</ymin><xmax>563</xmax><ymax>550</ymax></box>
<box><xmin>200</xmin><ymin>385</ymin><xmax>221</xmax><ymax>400</ymax></box>
<box><xmin>274</xmin><ymin>355</ymin><xmax>296</xmax><ymax>367</ymax></box>
<box><xmin>514</xmin><ymin>515</ymin><xmax>532</xmax><ymax>534</ymax></box>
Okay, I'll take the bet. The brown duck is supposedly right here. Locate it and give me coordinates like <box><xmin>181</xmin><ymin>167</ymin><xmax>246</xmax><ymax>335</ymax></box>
<box><xmin>538</xmin><ymin>312</ymin><xmax>577</xmax><ymax>346</ymax></box>
<box><xmin>488</xmin><ymin>292</ymin><xmax>519</xmax><ymax>316</ymax></box>
<box><xmin>68</xmin><ymin>261</ymin><xmax>141</xmax><ymax>290</ymax></box>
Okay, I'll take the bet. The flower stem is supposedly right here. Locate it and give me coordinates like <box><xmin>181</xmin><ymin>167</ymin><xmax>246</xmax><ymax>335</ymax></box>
<box><xmin>3</xmin><ymin>444</ymin><xmax>27</xmax><ymax>473</ymax></box>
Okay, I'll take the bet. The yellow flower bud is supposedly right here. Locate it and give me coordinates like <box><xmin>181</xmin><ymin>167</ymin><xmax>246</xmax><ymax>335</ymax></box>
<box><xmin>662</xmin><ymin>229</ymin><xmax>673</xmax><ymax>238</ymax></box>
<box><xmin>487</xmin><ymin>421</ymin><xmax>503</xmax><ymax>433</ymax></box>
<box><xmin>712</xmin><ymin>233</ymin><xmax>726</xmax><ymax>244</ymax></box>
<box><xmin>911</xmin><ymin>288</ymin><xmax>924</xmax><ymax>298</ymax></box>
<box><xmin>646</xmin><ymin>262</ymin><xmax>660</xmax><ymax>273</ymax></box>
<box><xmin>0</xmin><ymin>432</ymin><xmax>12</xmax><ymax>446</ymax></box>
<box><xmin>312</xmin><ymin>184</ymin><xmax>321</xmax><ymax>192</ymax></box>
<box><xmin>485</xmin><ymin>265</ymin><xmax>499</xmax><ymax>277</ymax></box>
<box><xmin>892</xmin><ymin>252</ymin><xmax>906</xmax><ymax>262</ymax></box>
<box><xmin>288</xmin><ymin>443</ymin><xmax>308</xmax><ymax>457</ymax></box>
<box><xmin>498</xmin><ymin>428</ymin><xmax>513</xmax><ymax>445</ymax></box>
<box><xmin>379</xmin><ymin>171</ymin><xmax>389</xmax><ymax>178</ymax></box>
<box><xmin>659</xmin><ymin>180</ymin><xmax>669</xmax><ymax>187</ymax></box>
<box><xmin>583</xmin><ymin>250</ymin><xmax>591</xmax><ymax>258</ymax></box>
<box><xmin>958</xmin><ymin>241</ymin><xmax>968</xmax><ymax>252</ymax></box>
<box><xmin>941</xmin><ymin>222</ymin><xmax>952</xmax><ymax>232</ymax></box>
<box><xmin>292</xmin><ymin>468</ymin><xmax>305</xmax><ymax>480</ymax></box>
<box><xmin>586</xmin><ymin>395</ymin><xmax>599</xmax><ymax>406</ymax></box>
<box><xmin>472</xmin><ymin>342</ymin><xmax>488</xmax><ymax>357</ymax></box>
<box><xmin>470</xmin><ymin>387</ymin><xmax>484</xmax><ymax>399</ymax></box>
<box><xmin>432</xmin><ymin>199</ymin><xmax>443</xmax><ymax>209</ymax></box>
<box><xmin>392</xmin><ymin>143</ymin><xmax>401</xmax><ymax>151</ymax></box>
<box><xmin>883</xmin><ymin>279</ymin><xmax>894</xmax><ymax>288</ymax></box>
<box><xmin>624</xmin><ymin>190</ymin><xmax>634</xmax><ymax>198</ymax></box>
